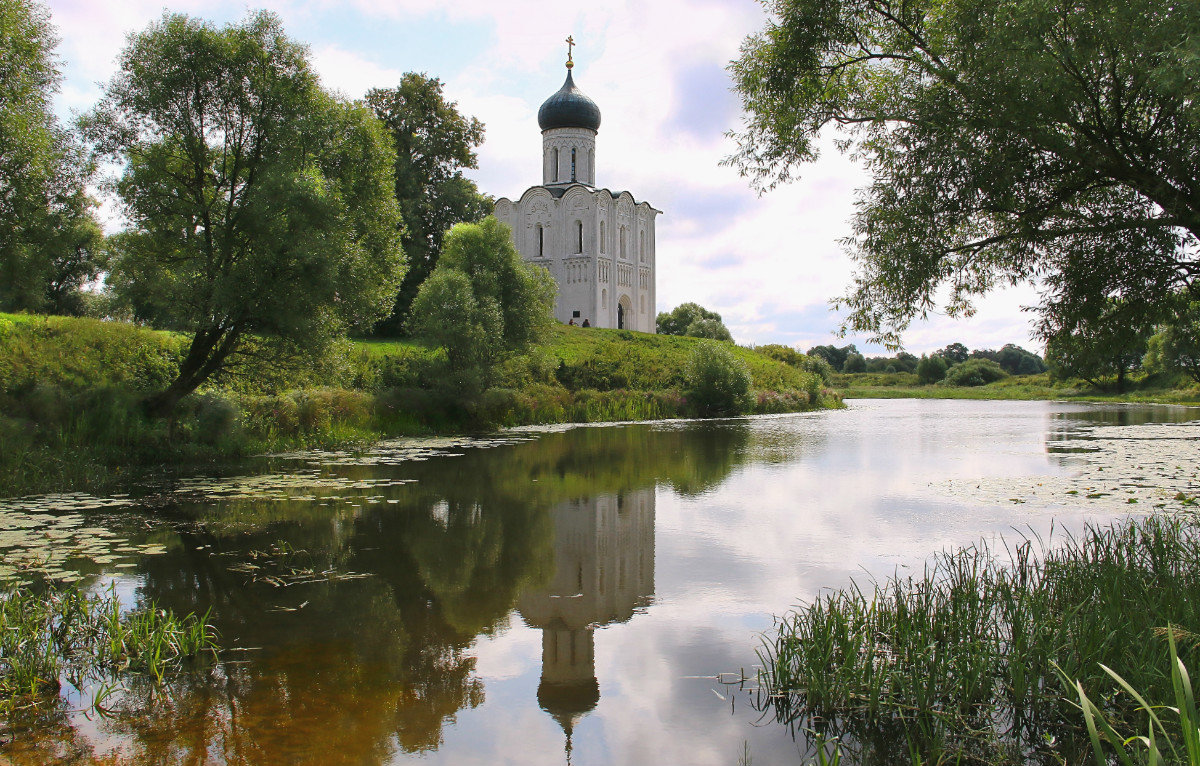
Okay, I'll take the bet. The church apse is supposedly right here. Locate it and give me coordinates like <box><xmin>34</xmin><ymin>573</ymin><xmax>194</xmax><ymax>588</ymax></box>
<box><xmin>517</xmin><ymin>488</ymin><xmax>656</xmax><ymax>754</ymax></box>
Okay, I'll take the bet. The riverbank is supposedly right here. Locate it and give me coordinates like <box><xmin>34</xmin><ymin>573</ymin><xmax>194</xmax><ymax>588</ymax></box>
<box><xmin>0</xmin><ymin>313</ymin><xmax>837</xmax><ymax>497</ymax></box>
<box><xmin>834</xmin><ymin>370</ymin><xmax>1200</xmax><ymax>405</ymax></box>
<box><xmin>751</xmin><ymin>411</ymin><xmax>1200</xmax><ymax>764</ymax></box>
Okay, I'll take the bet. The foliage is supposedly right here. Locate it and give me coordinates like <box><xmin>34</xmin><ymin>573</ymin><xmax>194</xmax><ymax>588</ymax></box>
<box><xmin>754</xmin><ymin>517</ymin><xmax>1200</xmax><ymax>763</ymax></box>
<box><xmin>408</xmin><ymin>217</ymin><xmax>556</xmax><ymax>392</ymax></box>
<box><xmin>0</xmin><ymin>0</ymin><xmax>104</xmax><ymax>315</ymax></box>
<box><xmin>865</xmin><ymin>351</ymin><xmax>917</xmax><ymax>374</ymax></box>
<box><xmin>1068</xmin><ymin>627</ymin><xmax>1200</xmax><ymax>766</ymax></box>
<box><xmin>1046</xmin><ymin>300</ymin><xmax>1153</xmax><ymax>391</ymax></box>
<box><xmin>657</xmin><ymin>302</ymin><xmax>733</xmax><ymax>341</ymax></box>
<box><xmin>366</xmin><ymin>73</ymin><xmax>492</xmax><ymax>334</ymax></box>
<box><xmin>916</xmin><ymin>353</ymin><xmax>947</xmax><ymax>384</ymax></box>
<box><xmin>729</xmin><ymin>0</ymin><xmax>1200</xmax><ymax>348</ymax></box>
<box><xmin>1</xmin><ymin>581</ymin><xmax>216</xmax><ymax>714</ymax></box>
<box><xmin>757</xmin><ymin>343</ymin><xmax>835</xmax><ymax>383</ymax></box>
<box><xmin>807</xmin><ymin>344</ymin><xmax>858</xmax><ymax>373</ymax></box>
<box><xmin>941</xmin><ymin>358</ymin><xmax>1007</xmax><ymax>387</ymax></box>
<box><xmin>0</xmin><ymin>314</ymin><xmax>838</xmax><ymax>496</ymax></box>
<box><xmin>995</xmin><ymin>344</ymin><xmax>1048</xmax><ymax>375</ymax></box>
<box><xmin>84</xmin><ymin>11</ymin><xmax>404</xmax><ymax>415</ymax></box>
<box><xmin>684</xmin><ymin>342</ymin><xmax>753</xmax><ymax>415</ymax></box>
<box><xmin>841</xmin><ymin>352</ymin><xmax>866</xmax><ymax>373</ymax></box>
<box><xmin>939</xmin><ymin>343</ymin><xmax>969</xmax><ymax>365</ymax></box>
<box><xmin>1145</xmin><ymin>300</ymin><xmax>1200</xmax><ymax>382</ymax></box>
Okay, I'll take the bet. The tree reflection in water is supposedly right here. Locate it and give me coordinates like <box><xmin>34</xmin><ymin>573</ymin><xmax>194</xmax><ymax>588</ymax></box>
<box><xmin>3</xmin><ymin>420</ymin><xmax>752</xmax><ymax>764</ymax></box>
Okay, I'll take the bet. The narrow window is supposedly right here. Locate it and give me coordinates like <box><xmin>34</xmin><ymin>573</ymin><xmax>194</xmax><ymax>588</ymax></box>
<box><xmin>600</xmin><ymin>220</ymin><xmax>606</xmax><ymax>252</ymax></box>
<box><xmin>589</xmin><ymin>148</ymin><xmax>595</xmax><ymax>183</ymax></box>
<box><xmin>552</xmin><ymin>149</ymin><xmax>559</xmax><ymax>181</ymax></box>
<box><xmin>576</xmin><ymin>220</ymin><xmax>583</xmax><ymax>253</ymax></box>
<box><xmin>571</xmin><ymin>148</ymin><xmax>577</xmax><ymax>181</ymax></box>
<box><xmin>620</xmin><ymin>227</ymin><xmax>626</xmax><ymax>259</ymax></box>
<box><xmin>536</xmin><ymin>224</ymin><xmax>544</xmax><ymax>257</ymax></box>
<box><xmin>639</xmin><ymin>231</ymin><xmax>645</xmax><ymax>262</ymax></box>
<box><xmin>602</xmin><ymin>289</ymin><xmax>607</xmax><ymax>308</ymax></box>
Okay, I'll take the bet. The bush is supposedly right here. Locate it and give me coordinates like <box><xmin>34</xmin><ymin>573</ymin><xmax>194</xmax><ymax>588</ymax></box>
<box><xmin>917</xmin><ymin>354</ymin><xmax>948</xmax><ymax>384</ymax></box>
<box><xmin>942</xmin><ymin>358</ymin><xmax>1007</xmax><ymax>386</ymax></box>
<box><xmin>843</xmin><ymin>352</ymin><xmax>867</xmax><ymax>373</ymax></box>
<box><xmin>684</xmin><ymin>342</ymin><xmax>752</xmax><ymax>416</ymax></box>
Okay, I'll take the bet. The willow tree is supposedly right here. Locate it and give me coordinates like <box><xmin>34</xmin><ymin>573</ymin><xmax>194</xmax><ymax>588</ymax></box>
<box><xmin>86</xmin><ymin>12</ymin><xmax>404</xmax><ymax>415</ymax></box>
<box><xmin>0</xmin><ymin>0</ymin><xmax>103</xmax><ymax>314</ymax></box>
<box><xmin>729</xmin><ymin>0</ymin><xmax>1200</xmax><ymax>347</ymax></box>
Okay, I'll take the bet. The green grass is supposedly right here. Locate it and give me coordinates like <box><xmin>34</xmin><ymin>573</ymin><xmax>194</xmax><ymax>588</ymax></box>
<box><xmin>754</xmin><ymin>515</ymin><xmax>1200</xmax><ymax>764</ymax></box>
<box><xmin>0</xmin><ymin>313</ymin><xmax>837</xmax><ymax>496</ymax></box>
<box><xmin>836</xmin><ymin>371</ymin><xmax>1200</xmax><ymax>405</ymax></box>
<box><xmin>0</xmin><ymin>581</ymin><xmax>217</xmax><ymax>716</ymax></box>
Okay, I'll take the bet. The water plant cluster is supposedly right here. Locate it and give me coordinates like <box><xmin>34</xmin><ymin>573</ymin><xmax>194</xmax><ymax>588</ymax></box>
<box><xmin>753</xmin><ymin>515</ymin><xmax>1200</xmax><ymax>764</ymax></box>
<box><xmin>0</xmin><ymin>582</ymin><xmax>217</xmax><ymax>717</ymax></box>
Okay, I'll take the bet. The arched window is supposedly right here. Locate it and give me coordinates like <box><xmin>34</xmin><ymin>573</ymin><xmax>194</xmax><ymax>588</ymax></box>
<box><xmin>589</xmin><ymin>148</ymin><xmax>595</xmax><ymax>184</ymax></box>
<box><xmin>639</xmin><ymin>231</ymin><xmax>645</xmax><ymax>262</ymax></box>
<box><xmin>571</xmin><ymin>148</ymin><xmax>577</xmax><ymax>182</ymax></box>
<box><xmin>576</xmin><ymin>220</ymin><xmax>583</xmax><ymax>253</ymax></box>
<box><xmin>600</xmin><ymin>220</ymin><xmax>606</xmax><ymax>252</ymax></box>
<box><xmin>536</xmin><ymin>224</ymin><xmax>544</xmax><ymax>257</ymax></box>
<box><xmin>551</xmin><ymin>149</ymin><xmax>559</xmax><ymax>182</ymax></box>
<box><xmin>620</xmin><ymin>227</ymin><xmax>626</xmax><ymax>259</ymax></box>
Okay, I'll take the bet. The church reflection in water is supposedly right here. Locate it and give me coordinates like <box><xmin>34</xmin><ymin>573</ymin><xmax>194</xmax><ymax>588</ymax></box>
<box><xmin>518</xmin><ymin>488</ymin><xmax>656</xmax><ymax>754</ymax></box>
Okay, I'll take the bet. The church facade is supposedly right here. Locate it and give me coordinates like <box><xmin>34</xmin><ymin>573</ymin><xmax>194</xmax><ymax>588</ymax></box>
<box><xmin>495</xmin><ymin>52</ymin><xmax>659</xmax><ymax>333</ymax></box>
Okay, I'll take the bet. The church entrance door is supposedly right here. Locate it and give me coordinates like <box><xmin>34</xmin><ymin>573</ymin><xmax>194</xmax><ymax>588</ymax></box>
<box><xmin>617</xmin><ymin>303</ymin><xmax>624</xmax><ymax>329</ymax></box>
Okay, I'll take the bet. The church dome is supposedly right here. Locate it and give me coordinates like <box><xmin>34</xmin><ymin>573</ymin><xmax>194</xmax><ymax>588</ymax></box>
<box><xmin>537</xmin><ymin>70</ymin><xmax>601</xmax><ymax>132</ymax></box>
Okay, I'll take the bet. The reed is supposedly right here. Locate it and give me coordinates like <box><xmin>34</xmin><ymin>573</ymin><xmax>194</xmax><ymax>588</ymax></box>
<box><xmin>0</xmin><ymin>582</ymin><xmax>217</xmax><ymax>714</ymax></box>
<box><xmin>754</xmin><ymin>516</ymin><xmax>1200</xmax><ymax>764</ymax></box>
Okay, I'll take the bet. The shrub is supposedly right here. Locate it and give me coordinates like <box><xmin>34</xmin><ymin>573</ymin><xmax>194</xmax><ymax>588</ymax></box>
<box><xmin>685</xmin><ymin>342</ymin><xmax>752</xmax><ymax>416</ymax></box>
<box><xmin>942</xmin><ymin>358</ymin><xmax>1008</xmax><ymax>386</ymax></box>
<box><xmin>917</xmin><ymin>354</ymin><xmax>948</xmax><ymax>384</ymax></box>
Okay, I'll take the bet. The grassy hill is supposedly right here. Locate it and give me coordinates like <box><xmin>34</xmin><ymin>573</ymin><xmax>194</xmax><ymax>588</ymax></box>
<box><xmin>0</xmin><ymin>313</ymin><xmax>837</xmax><ymax>496</ymax></box>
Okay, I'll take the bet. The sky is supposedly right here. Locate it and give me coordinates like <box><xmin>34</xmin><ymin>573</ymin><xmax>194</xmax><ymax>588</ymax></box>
<box><xmin>43</xmin><ymin>0</ymin><xmax>1046</xmax><ymax>356</ymax></box>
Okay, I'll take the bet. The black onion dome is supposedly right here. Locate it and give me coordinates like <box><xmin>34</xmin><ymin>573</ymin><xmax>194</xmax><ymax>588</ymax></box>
<box><xmin>537</xmin><ymin>70</ymin><xmax>601</xmax><ymax>132</ymax></box>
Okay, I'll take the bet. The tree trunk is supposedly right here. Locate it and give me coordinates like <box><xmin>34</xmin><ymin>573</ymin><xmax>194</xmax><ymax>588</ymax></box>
<box><xmin>143</xmin><ymin>325</ymin><xmax>241</xmax><ymax>418</ymax></box>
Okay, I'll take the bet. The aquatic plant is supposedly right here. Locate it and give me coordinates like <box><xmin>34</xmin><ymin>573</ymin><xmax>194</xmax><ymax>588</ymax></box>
<box><xmin>752</xmin><ymin>516</ymin><xmax>1200</xmax><ymax>763</ymax></box>
<box><xmin>1066</xmin><ymin>626</ymin><xmax>1200</xmax><ymax>766</ymax></box>
<box><xmin>0</xmin><ymin>582</ymin><xmax>217</xmax><ymax>714</ymax></box>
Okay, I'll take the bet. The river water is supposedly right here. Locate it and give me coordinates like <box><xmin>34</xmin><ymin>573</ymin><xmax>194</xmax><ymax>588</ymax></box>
<box><xmin>3</xmin><ymin>399</ymin><xmax>1200</xmax><ymax>764</ymax></box>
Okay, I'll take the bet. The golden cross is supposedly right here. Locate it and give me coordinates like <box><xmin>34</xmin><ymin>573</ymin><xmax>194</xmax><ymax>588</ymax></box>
<box><xmin>566</xmin><ymin>35</ymin><xmax>575</xmax><ymax>68</ymax></box>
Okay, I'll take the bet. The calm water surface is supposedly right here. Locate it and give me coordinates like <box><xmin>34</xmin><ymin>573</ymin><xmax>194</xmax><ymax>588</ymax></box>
<box><xmin>4</xmin><ymin>399</ymin><xmax>1200</xmax><ymax>765</ymax></box>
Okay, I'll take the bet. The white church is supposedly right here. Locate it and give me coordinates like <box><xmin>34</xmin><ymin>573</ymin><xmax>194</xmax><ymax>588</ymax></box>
<box><xmin>495</xmin><ymin>42</ymin><xmax>659</xmax><ymax>333</ymax></box>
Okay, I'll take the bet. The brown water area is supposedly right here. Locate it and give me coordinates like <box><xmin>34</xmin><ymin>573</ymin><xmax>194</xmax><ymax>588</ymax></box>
<box><xmin>2</xmin><ymin>400</ymin><xmax>1199</xmax><ymax>765</ymax></box>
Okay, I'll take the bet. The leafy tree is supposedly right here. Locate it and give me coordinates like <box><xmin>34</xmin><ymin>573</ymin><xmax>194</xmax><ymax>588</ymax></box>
<box><xmin>1045</xmin><ymin>302</ymin><xmax>1152</xmax><ymax>391</ymax></box>
<box><xmin>1144</xmin><ymin>300</ymin><xmax>1200</xmax><ymax>382</ymax></box>
<box><xmin>366</xmin><ymin>74</ymin><xmax>492</xmax><ymax>334</ymax></box>
<box><xmin>0</xmin><ymin>0</ymin><xmax>103</xmax><ymax>314</ymax></box>
<box><xmin>842</xmin><ymin>352</ymin><xmax>867</xmax><ymax>373</ymax></box>
<box><xmin>995</xmin><ymin>344</ymin><xmax>1047</xmax><ymax>375</ymax></box>
<box><xmin>684</xmin><ymin>342</ymin><xmax>752</xmax><ymax>415</ymax></box>
<box><xmin>939</xmin><ymin>343</ymin><xmax>969</xmax><ymax>366</ymax></box>
<box><xmin>408</xmin><ymin>217</ymin><xmax>556</xmax><ymax>391</ymax></box>
<box><xmin>657</xmin><ymin>302</ymin><xmax>733</xmax><ymax>340</ymax></box>
<box><xmin>893</xmin><ymin>352</ymin><xmax>918</xmax><ymax>373</ymax></box>
<box><xmin>806</xmin><ymin>343</ymin><xmax>858</xmax><ymax>372</ymax></box>
<box><xmin>85</xmin><ymin>12</ymin><xmax>404</xmax><ymax>416</ymax></box>
<box><xmin>729</xmin><ymin>0</ymin><xmax>1200</xmax><ymax>348</ymax></box>
<box><xmin>916</xmin><ymin>354</ymin><xmax>948</xmax><ymax>384</ymax></box>
<box><xmin>942</xmin><ymin>358</ymin><xmax>1007</xmax><ymax>386</ymax></box>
